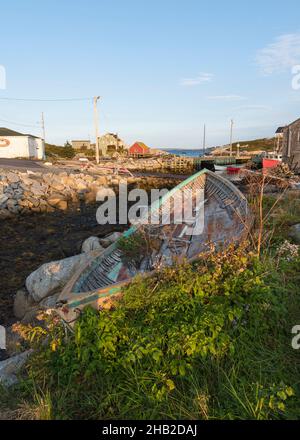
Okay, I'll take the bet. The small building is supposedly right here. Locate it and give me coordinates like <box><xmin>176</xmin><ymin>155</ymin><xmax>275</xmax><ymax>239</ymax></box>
<box><xmin>275</xmin><ymin>127</ymin><xmax>285</xmax><ymax>138</ymax></box>
<box><xmin>72</xmin><ymin>140</ymin><xmax>91</xmax><ymax>150</ymax></box>
<box><xmin>98</xmin><ymin>133</ymin><xmax>126</xmax><ymax>156</ymax></box>
<box><xmin>0</xmin><ymin>128</ymin><xmax>45</xmax><ymax>160</ymax></box>
<box><xmin>281</xmin><ymin>118</ymin><xmax>300</xmax><ymax>171</ymax></box>
<box><xmin>275</xmin><ymin>127</ymin><xmax>285</xmax><ymax>152</ymax></box>
<box><xmin>129</xmin><ymin>142</ymin><xmax>150</xmax><ymax>156</ymax></box>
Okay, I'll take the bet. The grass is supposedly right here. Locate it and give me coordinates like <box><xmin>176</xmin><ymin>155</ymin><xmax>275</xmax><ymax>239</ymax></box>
<box><xmin>1</xmin><ymin>190</ymin><xmax>300</xmax><ymax>420</ymax></box>
<box><xmin>234</xmin><ymin>138</ymin><xmax>276</xmax><ymax>153</ymax></box>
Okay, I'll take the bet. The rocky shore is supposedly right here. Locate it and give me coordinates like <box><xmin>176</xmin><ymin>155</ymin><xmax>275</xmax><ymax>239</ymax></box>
<box><xmin>0</xmin><ymin>168</ymin><xmax>180</xmax><ymax>219</ymax></box>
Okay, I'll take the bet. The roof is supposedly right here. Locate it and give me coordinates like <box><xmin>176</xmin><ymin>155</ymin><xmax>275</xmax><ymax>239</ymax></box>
<box><xmin>0</xmin><ymin>127</ymin><xmax>24</xmax><ymax>136</ymax></box>
<box><xmin>130</xmin><ymin>142</ymin><xmax>150</xmax><ymax>152</ymax></box>
<box><xmin>286</xmin><ymin>117</ymin><xmax>300</xmax><ymax>128</ymax></box>
<box><xmin>276</xmin><ymin>127</ymin><xmax>285</xmax><ymax>134</ymax></box>
<box><xmin>72</xmin><ymin>140</ymin><xmax>91</xmax><ymax>142</ymax></box>
<box><xmin>0</xmin><ymin>127</ymin><xmax>42</xmax><ymax>139</ymax></box>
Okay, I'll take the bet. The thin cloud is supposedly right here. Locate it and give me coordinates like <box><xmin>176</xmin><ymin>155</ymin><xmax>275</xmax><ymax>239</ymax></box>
<box><xmin>256</xmin><ymin>33</ymin><xmax>300</xmax><ymax>75</ymax></box>
<box><xmin>180</xmin><ymin>73</ymin><xmax>214</xmax><ymax>86</ymax></box>
<box><xmin>208</xmin><ymin>95</ymin><xmax>247</xmax><ymax>101</ymax></box>
<box><xmin>236</xmin><ymin>104</ymin><xmax>272</xmax><ymax>111</ymax></box>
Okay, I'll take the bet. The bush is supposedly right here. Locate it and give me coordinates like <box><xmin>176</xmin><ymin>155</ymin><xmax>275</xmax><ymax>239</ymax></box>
<box><xmin>45</xmin><ymin>143</ymin><xmax>75</xmax><ymax>159</ymax></box>
<box><xmin>16</xmin><ymin>246</ymin><xmax>300</xmax><ymax>420</ymax></box>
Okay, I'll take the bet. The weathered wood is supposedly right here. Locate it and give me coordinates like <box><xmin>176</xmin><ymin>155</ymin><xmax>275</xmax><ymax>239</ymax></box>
<box><xmin>57</xmin><ymin>169</ymin><xmax>251</xmax><ymax>323</ymax></box>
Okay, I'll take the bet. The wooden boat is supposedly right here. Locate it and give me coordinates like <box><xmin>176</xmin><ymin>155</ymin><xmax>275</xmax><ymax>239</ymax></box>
<box><xmin>227</xmin><ymin>166</ymin><xmax>241</xmax><ymax>175</ymax></box>
<box><xmin>214</xmin><ymin>165</ymin><xmax>227</xmax><ymax>172</ymax></box>
<box><xmin>57</xmin><ymin>169</ymin><xmax>251</xmax><ymax>323</ymax></box>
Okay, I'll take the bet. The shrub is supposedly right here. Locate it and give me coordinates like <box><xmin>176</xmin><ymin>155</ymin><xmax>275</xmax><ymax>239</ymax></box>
<box><xmin>18</xmin><ymin>246</ymin><xmax>300</xmax><ymax>420</ymax></box>
<box><xmin>45</xmin><ymin>143</ymin><xmax>75</xmax><ymax>159</ymax></box>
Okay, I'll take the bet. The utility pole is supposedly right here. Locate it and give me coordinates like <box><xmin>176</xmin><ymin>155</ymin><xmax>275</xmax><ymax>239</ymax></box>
<box><xmin>203</xmin><ymin>124</ymin><xmax>206</xmax><ymax>156</ymax></box>
<box><xmin>229</xmin><ymin>119</ymin><xmax>234</xmax><ymax>157</ymax></box>
<box><xmin>93</xmin><ymin>96</ymin><xmax>101</xmax><ymax>164</ymax></box>
<box><xmin>41</xmin><ymin>112</ymin><xmax>46</xmax><ymax>142</ymax></box>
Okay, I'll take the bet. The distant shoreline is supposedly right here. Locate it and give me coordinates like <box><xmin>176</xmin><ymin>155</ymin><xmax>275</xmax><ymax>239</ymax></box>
<box><xmin>161</xmin><ymin>148</ymin><xmax>214</xmax><ymax>158</ymax></box>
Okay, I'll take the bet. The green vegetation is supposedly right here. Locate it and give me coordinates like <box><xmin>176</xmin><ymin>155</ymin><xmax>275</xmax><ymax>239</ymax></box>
<box><xmin>233</xmin><ymin>138</ymin><xmax>276</xmax><ymax>153</ymax></box>
<box><xmin>263</xmin><ymin>192</ymin><xmax>300</xmax><ymax>244</ymax></box>
<box><xmin>214</xmin><ymin>138</ymin><xmax>276</xmax><ymax>154</ymax></box>
<box><xmin>45</xmin><ymin>143</ymin><xmax>96</xmax><ymax>160</ymax></box>
<box><xmin>45</xmin><ymin>143</ymin><xmax>75</xmax><ymax>159</ymax></box>
<box><xmin>118</xmin><ymin>233</ymin><xmax>146</xmax><ymax>268</ymax></box>
<box><xmin>1</xmin><ymin>191</ymin><xmax>299</xmax><ymax>420</ymax></box>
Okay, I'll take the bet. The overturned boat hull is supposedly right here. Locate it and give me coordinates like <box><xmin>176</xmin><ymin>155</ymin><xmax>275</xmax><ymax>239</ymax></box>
<box><xmin>57</xmin><ymin>169</ymin><xmax>251</xmax><ymax>323</ymax></box>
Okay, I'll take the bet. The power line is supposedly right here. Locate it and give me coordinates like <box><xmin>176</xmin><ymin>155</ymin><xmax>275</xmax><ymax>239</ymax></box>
<box><xmin>0</xmin><ymin>96</ymin><xmax>93</xmax><ymax>102</ymax></box>
<box><xmin>0</xmin><ymin>116</ymin><xmax>42</xmax><ymax>128</ymax></box>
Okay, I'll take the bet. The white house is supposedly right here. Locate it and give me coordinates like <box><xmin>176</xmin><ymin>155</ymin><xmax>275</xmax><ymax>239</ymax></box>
<box><xmin>0</xmin><ymin>128</ymin><xmax>45</xmax><ymax>160</ymax></box>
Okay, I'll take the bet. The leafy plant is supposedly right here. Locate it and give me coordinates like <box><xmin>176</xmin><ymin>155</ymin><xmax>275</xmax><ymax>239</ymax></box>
<box><xmin>11</xmin><ymin>245</ymin><xmax>299</xmax><ymax>420</ymax></box>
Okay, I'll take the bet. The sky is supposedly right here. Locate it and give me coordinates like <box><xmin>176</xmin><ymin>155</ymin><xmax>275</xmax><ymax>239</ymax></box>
<box><xmin>1</xmin><ymin>0</ymin><xmax>300</xmax><ymax>148</ymax></box>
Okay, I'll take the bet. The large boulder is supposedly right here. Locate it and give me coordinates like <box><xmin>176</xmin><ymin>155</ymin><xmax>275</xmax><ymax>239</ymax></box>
<box><xmin>0</xmin><ymin>350</ymin><xmax>33</xmax><ymax>387</ymax></box>
<box><xmin>289</xmin><ymin>224</ymin><xmax>300</xmax><ymax>244</ymax></box>
<box><xmin>81</xmin><ymin>236</ymin><xmax>104</xmax><ymax>253</ymax></box>
<box><xmin>26</xmin><ymin>252</ymin><xmax>95</xmax><ymax>302</ymax></box>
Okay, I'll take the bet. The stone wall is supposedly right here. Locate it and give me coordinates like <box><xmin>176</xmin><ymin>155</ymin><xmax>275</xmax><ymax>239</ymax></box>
<box><xmin>0</xmin><ymin>168</ymin><xmax>180</xmax><ymax>219</ymax></box>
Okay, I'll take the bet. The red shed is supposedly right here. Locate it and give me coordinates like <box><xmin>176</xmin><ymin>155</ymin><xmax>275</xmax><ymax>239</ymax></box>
<box><xmin>129</xmin><ymin>142</ymin><xmax>150</xmax><ymax>156</ymax></box>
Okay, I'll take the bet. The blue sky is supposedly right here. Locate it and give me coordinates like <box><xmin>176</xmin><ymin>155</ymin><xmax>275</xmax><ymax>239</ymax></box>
<box><xmin>1</xmin><ymin>0</ymin><xmax>300</xmax><ymax>148</ymax></box>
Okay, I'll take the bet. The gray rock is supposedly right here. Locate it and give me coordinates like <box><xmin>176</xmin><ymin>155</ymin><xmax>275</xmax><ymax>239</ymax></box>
<box><xmin>0</xmin><ymin>350</ymin><xmax>33</xmax><ymax>387</ymax></box>
<box><xmin>30</xmin><ymin>182</ymin><xmax>47</xmax><ymax>196</ymax></box>
<box><xmin>39</xmin><ymin>293</ymin><xmax>59</xmax><ymax>311</ymax></box>
<box><xmin>21</xmin><ymin>176</ymin><xmax>34</xmax><ymax>186</ymax></box>
<box><xmin>26</xmin><ymin>252</ymin><xmax>96</xmax><ymax>302</ymax></box>
<box><xmin>289</xmin><ymin>224</ymin><xmax>300</xmax><ymax>244</ymax></box>
<box><xmin>6</xmin><ymin>172</ymin><xmax>20</xmax><ymax>184</ymax></box>
<box><xmin>0</xmin><ymin>194</ymin><xmax>8</xmax><ymax>206</ymax></box>
<box><xmin>100</xmin><ymin>232</ymin><xmax>123</xmax><ymax>247</ymax></box>
<box><xmin>13</xmin><ymin>289</ymin><xmax>35</xmax><ymax>320</ymax></box>
<box><xmin>7</xmin><ymin>199</ymin><xmax>20</xmax><ymax>214</ymax></box>
<box><xmin>81</xmin><ymin>236</ymin><xmax>104</xmax><ymax>253</ymax></box>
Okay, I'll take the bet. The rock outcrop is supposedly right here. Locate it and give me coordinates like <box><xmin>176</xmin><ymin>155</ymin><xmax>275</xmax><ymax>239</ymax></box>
<box><xmin>25</xmin><ymin>252</ymin><xmax>96</xmax><ymax>302</ymax></box>
<box><xmin>0</xmin><ymin>350</ymin><xmax>33</xmax><ymax>387</ymax></box>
